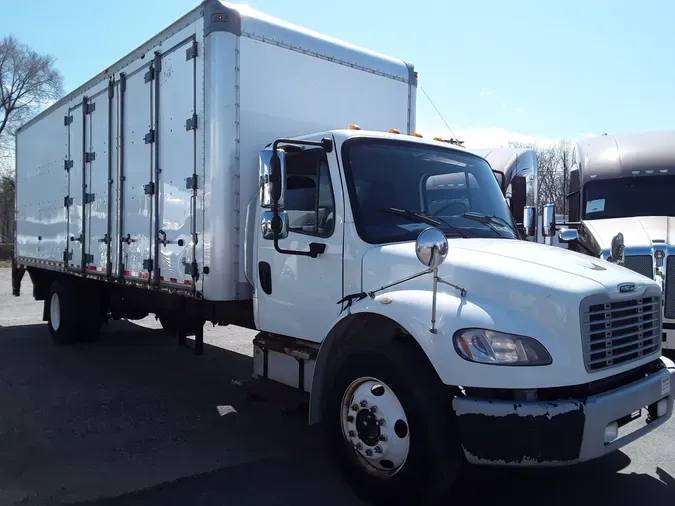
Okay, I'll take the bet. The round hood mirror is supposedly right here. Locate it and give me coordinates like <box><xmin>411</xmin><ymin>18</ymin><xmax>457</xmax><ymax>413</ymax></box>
<box><xmin>415</xmin><ymin>227</ymin><xmax>449</xmax><ymax>268</ymax></box>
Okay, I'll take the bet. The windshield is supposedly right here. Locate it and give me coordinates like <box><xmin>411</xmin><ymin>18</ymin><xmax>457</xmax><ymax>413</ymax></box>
<box><xmin>583</xmin><ymin>175</ymin><xmax>675</xmax><ymax>220</ymax></box>
<box><xmin>341</xmin><ymin>138</ymin><xmax>518</xmax><ymax>244</ymax></box>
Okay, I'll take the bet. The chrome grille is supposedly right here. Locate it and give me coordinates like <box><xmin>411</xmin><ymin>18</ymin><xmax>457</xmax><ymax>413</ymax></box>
<box><xmin>623</xmin><ymin>255</ymin><xmax>654</xmax><ymax>279</ymax></box>
<box><xmin>666</xmin><ymin>256</ymin><xmax>675</xmax><ymax>319</ymax></box>
<box><xmin>581</xmin><ymin>293</ymin><xmax>661</xmax><ymax>372</ymax></box>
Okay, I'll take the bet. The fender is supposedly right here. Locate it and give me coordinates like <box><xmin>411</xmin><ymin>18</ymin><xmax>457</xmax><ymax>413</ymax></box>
<box><xmin>308</xmin><ymin>285</ymin><xmax>576</xmax><ymax>424</ymax></box>
<box><xmin>308</xmin><ymin>288</ymin><xmax>463</xmax><ymax>424</ymax></box>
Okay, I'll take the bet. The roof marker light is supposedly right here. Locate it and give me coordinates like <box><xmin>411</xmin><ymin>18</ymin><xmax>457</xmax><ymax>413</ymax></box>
<box><xmin>389</xmin><ymin>128</ymin><xmax>400</xmax><ymax>134</ymax></box>
<box><xmin>411</xmin><ymin>132</ymin><xmax>423</xmax><ymax>138</ymax></box>
<box><xmin>349</xmin><ymin>124</ymin><xmax>361</xmax><ymax>130</ymax></box>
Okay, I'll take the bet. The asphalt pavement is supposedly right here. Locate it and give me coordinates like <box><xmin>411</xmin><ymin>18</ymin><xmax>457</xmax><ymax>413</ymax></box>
<box><xmin>1</xmin><ymin>268</ymin><xmax>674</xmax><ymax>505</ymax></box>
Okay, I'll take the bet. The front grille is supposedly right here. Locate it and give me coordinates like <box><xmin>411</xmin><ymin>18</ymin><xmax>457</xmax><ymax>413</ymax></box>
<box><xmin>666</xmin><ymin>256</ymin><xmax>675</xmax><ymax>319</ymax></box>
<box><xmin>581</xmin><ymin>294</ymin><xmax>661</xmax><ymax>372</ymax></box>
<box><xmin>624</xmin><ymin>255</ymin><xmax>654</xmax><ymax>279</ymax></box>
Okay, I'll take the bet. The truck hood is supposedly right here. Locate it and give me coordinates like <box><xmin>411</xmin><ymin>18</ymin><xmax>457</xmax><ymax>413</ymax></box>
<box><xmin>362</xmin><ymin>238</ymin><xmax>654</xmax><ymax>296</ymax></box>
<box><xmin>584</xmin><ymin>216</ymin><xmax>675</xmax><ymax>249</ymax></box>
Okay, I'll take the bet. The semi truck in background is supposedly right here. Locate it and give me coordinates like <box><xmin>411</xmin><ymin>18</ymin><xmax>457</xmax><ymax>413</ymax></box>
<box><xmin>10</xmin><ymin>2</ymin><xmax>675</xmax><ymax>504</ymax></box>
<box><xmin>539</xmin><ymin>131</ymin><xmax>675</xmax><ymax>350</ymax></box>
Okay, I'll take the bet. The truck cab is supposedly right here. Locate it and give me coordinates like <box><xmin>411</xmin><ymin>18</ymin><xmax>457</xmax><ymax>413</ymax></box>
<box><xmin>553</xmin><ymin>131</ymin><xmax>675</xmax><ymax>349</ymax></box>
<box><xmin>246</xmin><ymin>127</ymin><xmax>674</xmax><ymax>503</ymax></box>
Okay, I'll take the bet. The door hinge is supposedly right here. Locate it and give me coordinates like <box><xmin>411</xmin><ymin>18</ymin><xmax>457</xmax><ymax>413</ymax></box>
<box><xmin>143</xmin><ymin>258</ymin><xmax>154</xmax><ymax>271</ymax></box>
<box><xmin>143</xmin><ymin>182</ymin><xmax>155</xmax><ymax>195</ymax></box>
<box><xmin>64</xmin><ymin>115</ymin><xmax>73</xmax><ymax>126</ymax></box>
<box><xmin>185</xmin><ymin>113</ymin><xmax>198</xmax><ymax>131</ymax></box>
<box><xmin>64</xmin><ymin>159</ymin><xmax>73</xmax><ymax>171</ymax></box>
<box><xmin>85</xmin><ymin>151</ymin><xmax>96</xmax><ymax>163</ymax></box>
<box><xmin>144</xmin><ymin>67</ymin><xmax>155</xmax><ymax>83</ymax></box>
<box><xmin>63</xmin><ymin>196</ymin><xmax>73</xmax><ymax>207</ymax></box>
<box><xmin>184</xmin><ymin>261</ymin><xmax>200</xmax><ymax>281</ymax></box>
<box><xmin>84</xmin><ymin>193</ymin><xmax>96</xmax><ymax>204</ymax></box>
<box><xmin>185</xmin><ymin>174</ymin><xmax>198</xmax><ymax>190</ymax></box>
<box><xmin>144</xmin><ymin>129</ymin><xmax>155</xmax><ymax>144</ymax></box>
<box><xmin>98</xmin><ymin>234</ymin><xmax>110</xmax><ymax>244</ymax></box>
<box><xmin>85</xmin><ymin>102</ymin><xmax>96</xmax><ymax>115</ymax></box>
<box><xmin>186</xmin><ymin>41</ymin><xmax>198</xmax><ymax>60</ymax></box>
<box><xmin>63</xmin><ymin>250</ymin><xmax>72</xmax><ymax>262</ymax></box>
<box><xmin>84</xmin><ymin>253</ymin><xmax>94</xmax><ymax>264</ymax></box>
<box><xmin>108</xmin><ymin>80</ymin><xmax>115</xmax><ymax>99</ymax></box>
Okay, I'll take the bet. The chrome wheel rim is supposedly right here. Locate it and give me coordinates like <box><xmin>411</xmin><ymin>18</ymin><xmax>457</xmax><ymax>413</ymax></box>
<box><xmin>340</xmin><ymin>376</ymin><xmax>410</xmax><ymax>477</ymax></box>
<box><xmin>50</xmin><ymin>292</ymin><xmax>61</xmax><ymax>331</ymax></box>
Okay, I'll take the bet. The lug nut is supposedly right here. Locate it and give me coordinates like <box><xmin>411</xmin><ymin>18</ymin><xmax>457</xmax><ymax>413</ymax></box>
<box><xmin>347</xmin><ymin>415</ymin><xmax>354</xmax><ymax>423</ymax></box>
<box><xmin>378</xmin><ymin>418</ymin><xmax>386</xmax><ymax>426</ymax></box>
<box><xmin>379</xmin><ymin>434</ymin><xmax>387</xmax><ymax>442</ymax></box>
<box><xmin>348</xmin><ymin>430</ymin><xmax>355</xmax><ymax>437</ymax></box>
<box><xmin>355</xmin><ymin>442</ymin><xmax>363</xmax><ymax>450</ymax></box>
<box><xmin>360</xmin><ymin>400</ymin><xmax>368</xmax><ymax>408</ymax></box>
<box><xmin>351</xmin><ymin>404</ymin><xmax>359</xmax><ymax>411</ymax></box>
<box><xmin>370</xmin><ymin>405</ymin><xmax>378</xmax><ymax>413</ymax></box>
<box><xmin>374</xmin><ymin>445</ymin><xmax>383</xmax><ymax>454</ymax></box>
<box><xmin>365</xmin><ymin>449</ymin><xmax>373</xmax><ymax>457</ymax></box>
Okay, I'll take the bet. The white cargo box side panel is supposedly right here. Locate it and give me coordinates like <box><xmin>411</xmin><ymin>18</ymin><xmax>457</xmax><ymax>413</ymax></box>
<box><xmin>156</xmin><ymin>20</ymin><xmax>205</xmax><ymax>289</ymax></box>
<box><xmin>235</xmin><ymin>35</ymin><xmax>413</xmax><ymax>295</ymax></box>
<box><xmin>84</xmin><ymin>82</ymin><xmax>114</xmax><ymax>274</ymax></box>
<box><xmin>120</xmin><ymin>67</ymin><xmax>153</xmax><ymax>281</ymax></box>
<box><xmin>15</xmin><ymin>103</ymin><xmax>70</xmax><ymax>266</ymax></box>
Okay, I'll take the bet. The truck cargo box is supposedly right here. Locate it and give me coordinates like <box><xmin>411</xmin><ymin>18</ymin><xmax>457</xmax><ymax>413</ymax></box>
<box><xmin>15</xmin><ymin>0</ymin><xmax>416</xmax><ymax>301</ymax></box>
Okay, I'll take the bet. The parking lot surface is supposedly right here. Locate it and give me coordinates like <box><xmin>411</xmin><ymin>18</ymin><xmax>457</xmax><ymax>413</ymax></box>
<box><xmin>1</xmin><ymin>268</ymin><xmax>674</xmax><ymax>505</ymax></box>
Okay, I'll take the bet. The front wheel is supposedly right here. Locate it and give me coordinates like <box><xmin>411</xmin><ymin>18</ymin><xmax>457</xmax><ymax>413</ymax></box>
<box><xmin>325</xmin><ymin>342</ymin><xmax>463</xmax><ymax>505</ymax></box>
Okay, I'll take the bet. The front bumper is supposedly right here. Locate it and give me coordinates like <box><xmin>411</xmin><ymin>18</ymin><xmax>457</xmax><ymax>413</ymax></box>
<box><xmin>453</xmin><ymin>356</ymin><xmax>675</xmax><ymax>466</ymax></box>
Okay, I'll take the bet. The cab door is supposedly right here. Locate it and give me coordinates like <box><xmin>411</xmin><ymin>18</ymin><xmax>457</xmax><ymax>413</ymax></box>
<box><xmin>254</xmin><ymin>140</ymin><xmax>344</xmax><ymax>343</ymax></box>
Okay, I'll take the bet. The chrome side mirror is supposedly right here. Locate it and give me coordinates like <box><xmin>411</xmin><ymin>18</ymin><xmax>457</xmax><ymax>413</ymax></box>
<box><xmin>558</xmin><ymin>229</ymin><xmax>578</xmax><ymax>243</ymax></box>
<box><xmin>610</xmin><ymin>232</ymin><xmax>625</xmax><ymax>266</ymax></box>
<box><xmin>261</xmin><ymin>210</ymin><xmax>289</xmax><ymax>240</ymax></box>
<box><xmin>542</xmin><ymin>204</ymin><xmax>556</xmax><ymax>237</ymax></box>
<box><xmin>522</xmin><ymin>206</ymin><xmax>536</xmax><ymax>237</ymax></box>
<box><xmin>259</xmin><ymin>149</ymin><xmax>286</xmax><ymax>209</ymax></box>
<box><xmin>415</xmin><ymin>227</ymin><xmax>449</xmax><ymax>268</ymax></box>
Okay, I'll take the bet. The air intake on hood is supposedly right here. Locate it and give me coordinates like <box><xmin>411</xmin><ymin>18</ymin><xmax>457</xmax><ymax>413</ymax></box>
<box><xmin>624</xmin><ymin>255</ymin><xmax>654</xmax><ymax>280</ymax></box>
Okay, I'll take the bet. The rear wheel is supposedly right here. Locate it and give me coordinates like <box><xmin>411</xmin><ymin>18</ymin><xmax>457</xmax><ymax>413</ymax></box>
<box><xmin>47</xmin><ymin>280</ymin><xmax>103</xmax><ymax>344</ymax></box>
<box><xmin>325</xmin><ymin>341</ymin><xmax>463</xmax><ymax>506</ymax></box>
<box><xmin>47</xmin><ymin>281</ymin><xmax>80</xmax><ymax>344</ymax></box>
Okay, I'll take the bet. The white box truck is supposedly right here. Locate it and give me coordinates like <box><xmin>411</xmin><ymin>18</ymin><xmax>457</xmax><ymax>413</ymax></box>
<box><xmin>11</xmin><ymin>2</ymin><xmax>675</xmax><ymax>504</ymax></box>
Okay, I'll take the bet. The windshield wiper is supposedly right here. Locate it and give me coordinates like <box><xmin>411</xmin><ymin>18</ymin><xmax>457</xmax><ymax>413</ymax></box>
<box><xmin>461</xmin><ymin>212</ymin><xmax>515</xmax><ymax>236</ymax></box>
<box><xmin>380</xmin><ymin>208</ymin><xmax>469</xmax><ymax>238</ymax></box>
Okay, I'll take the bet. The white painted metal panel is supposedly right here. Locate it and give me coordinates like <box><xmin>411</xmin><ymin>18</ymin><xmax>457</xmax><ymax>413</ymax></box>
<box><xmin>236</xmin><ymin>36</ymin><xmax>410</xmax><ymax>296</ymax></box>
<box><xmin>202</xmin><ymin>31</ymin><xmax>239</xmax><ymax>301</ymax></box>
<box><xmin>157</xmin><ymin>39</ymin><xmax>197</xmax><ymax>288</ymax></box>
<box><xmin>15</xmin><ymin>103</ymin><xmax>69</xmax><ymax>263</ymax></box>
<box><xmin>67</xmin><ymin>103</ymin><xmax>84</xmax><ymax>270</ymax></box>
<box><xmin>120</xmin><ymin>68</ymin><xmax>153</xmax><ymax>281</ymax></box>
<box><xmin>86</xmin><ymin>88</ymin><xmax>111</xmax><ymax>274</ymax></box>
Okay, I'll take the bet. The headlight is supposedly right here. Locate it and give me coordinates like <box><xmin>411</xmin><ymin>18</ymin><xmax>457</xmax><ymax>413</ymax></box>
<box><xmin>453</xmin><ymin>328</ymin><xmax>552</xmax><ymax>366</ymax></box>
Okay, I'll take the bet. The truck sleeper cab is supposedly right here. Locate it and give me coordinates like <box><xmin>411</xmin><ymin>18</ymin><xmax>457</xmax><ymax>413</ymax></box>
<box><xmin>553</xmin><ymin>131</ymin><xmax>675</xmax><ymax>350</ymax></box>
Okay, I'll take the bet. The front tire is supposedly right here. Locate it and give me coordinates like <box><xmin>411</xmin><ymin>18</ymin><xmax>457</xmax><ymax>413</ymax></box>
<box><xmin>325</xmin><ymin>341</ymin><xmax>463</xmax><ymax>506</ymax></box>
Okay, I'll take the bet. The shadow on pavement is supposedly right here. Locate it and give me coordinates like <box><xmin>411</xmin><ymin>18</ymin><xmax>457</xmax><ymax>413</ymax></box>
<box><xmin>0</xmin><ymin>319</ymin><xmax>673</xmax><ymax>506</ymax></box>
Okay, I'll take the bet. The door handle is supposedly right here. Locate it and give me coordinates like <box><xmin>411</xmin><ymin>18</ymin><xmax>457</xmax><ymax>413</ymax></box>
<box><xmin>309</xmin><ymin>242</ymin><xmax>326</xmax><ymax>258</ymax></box>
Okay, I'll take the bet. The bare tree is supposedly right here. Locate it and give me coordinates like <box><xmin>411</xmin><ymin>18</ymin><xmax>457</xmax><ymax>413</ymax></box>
<box><xmin>509</xmin><ymin>139</ymin><xmax>575</xmax><ymax>217</ymax></box>
<box><xmin>0</xmin><ymin>35</ymin><xmax>64</xmax><ymax>242</ymax></box>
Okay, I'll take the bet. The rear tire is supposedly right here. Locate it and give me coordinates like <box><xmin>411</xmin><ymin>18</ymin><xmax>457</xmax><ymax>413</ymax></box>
<box><xmin>324</xmin><ymin>340</ymin><xmax>463</xmax><ymax>506</ymax></box>
<box><xmin>47</xmin><ymin>280</ymin><xmax>103</xmax><ymax>344</ymax></box>
<box><xmin>47</xmin><ymin>280</ymin><xmax>80</xmax><ymax>344</ymax></box>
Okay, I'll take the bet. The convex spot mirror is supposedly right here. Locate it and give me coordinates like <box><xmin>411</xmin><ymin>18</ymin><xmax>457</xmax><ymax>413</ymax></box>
<box><xmin>416</xmin><ymin>227</ymin><xmax>449</xmax><ymax>268</ymax></box>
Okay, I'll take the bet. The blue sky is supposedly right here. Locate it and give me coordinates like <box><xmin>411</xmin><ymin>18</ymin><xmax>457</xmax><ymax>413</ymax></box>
<box><xmin>4</xmin><ymin>0</ymin><xmax>674</xmax><ymax>147</ymax></box>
